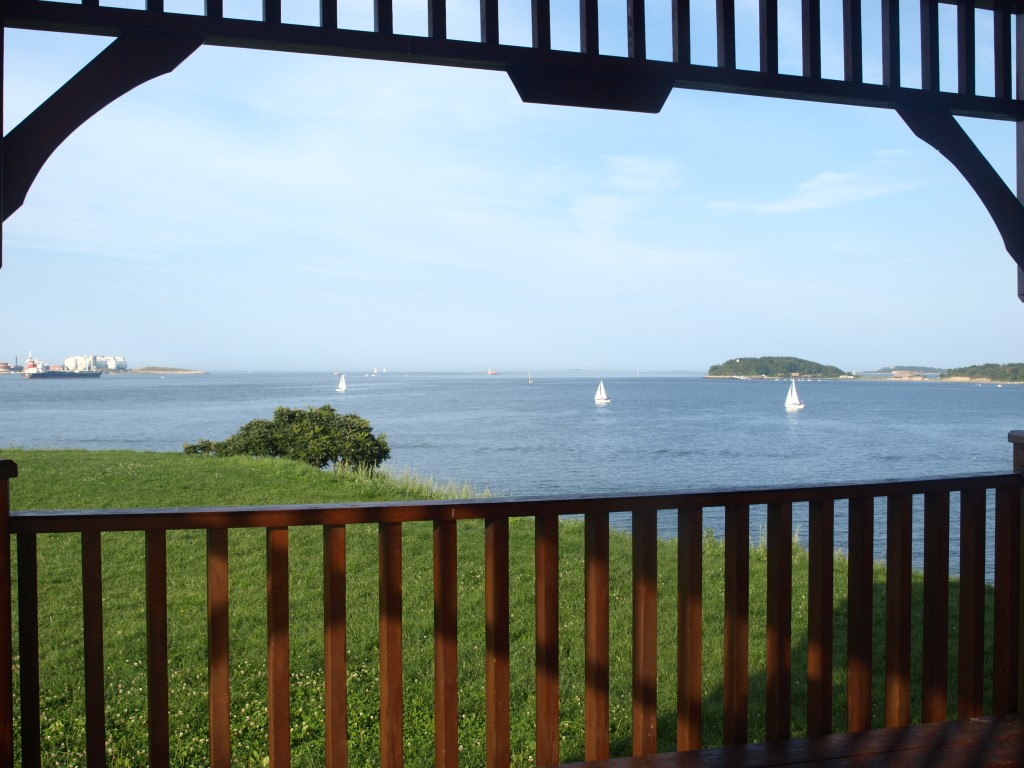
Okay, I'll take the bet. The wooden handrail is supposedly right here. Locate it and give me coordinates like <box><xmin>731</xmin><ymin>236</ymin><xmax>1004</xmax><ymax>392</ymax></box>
<box><xmin>0</xmin><ymin>458</ymin><xmax>1021</xmax><ymax>767</ymax></box>
<box><xmin>8</xmin><ymin>472</ymin><xmax>1020</xmax><ymax>533</ymax></box>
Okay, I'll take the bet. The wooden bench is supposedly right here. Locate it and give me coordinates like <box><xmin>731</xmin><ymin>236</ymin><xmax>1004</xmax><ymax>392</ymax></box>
<box><xmin>560</xmin><ymin>715</ymin><xmax>1024</xmax><ymax>767</ymax></box>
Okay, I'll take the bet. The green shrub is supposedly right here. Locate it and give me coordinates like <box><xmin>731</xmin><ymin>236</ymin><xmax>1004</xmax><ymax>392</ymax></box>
<box><xmin>183</xmin><ymin>405</ymin><xmax>390</xmax><ymax>469</ymax></box>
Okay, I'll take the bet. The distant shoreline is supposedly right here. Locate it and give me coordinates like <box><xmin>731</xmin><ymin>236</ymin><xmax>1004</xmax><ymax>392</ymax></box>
<box><xmin>705</xmin><ymin>375</ymin><xmax>1023</xmax><ymax>384</ymax></box>
<box><xmin>117</xmin><ymin>367</ymin><xmax>207</xmax><ymax>375</ymax></box>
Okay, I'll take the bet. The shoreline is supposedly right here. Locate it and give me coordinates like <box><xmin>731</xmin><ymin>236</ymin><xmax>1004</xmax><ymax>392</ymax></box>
<box><xmin>705</xmin><ymin>375</ymin><xmax>1022</xmax><ymax>384</ymax></box>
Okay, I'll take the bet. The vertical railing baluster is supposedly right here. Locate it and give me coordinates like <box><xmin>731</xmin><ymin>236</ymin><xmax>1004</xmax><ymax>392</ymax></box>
<box><xmin>428</xmin><ymin>0</ymin><xmax>445</xmax><ymax>37</ymax></box>
<box><xmin>1012</xmin><ymin>432</ymin><xmax>1024</xmax><ymax>708</ymax></box>
<box><xmin>535</xmin><ymin>515</ymin><xmax>560</xmax><ymax>766</ymax></box>
<box><xmin>82</xmin><ymin>531</ymin><xmax>106</xmax><ymax>767</ymax></box>
<box><xmin>958</xmin><ymin>488</ymin><xmax>985</xmax><ymax>718</ymax></box>
<box><xmin>267</xmin><ymin>527</ymin><xmax>290</xmax><ymax>768</ymax></box>
<box><xmin>375</xmin><ymin>0</ymin><xmax>393</xmax><ymax>34</ymax></box>
<box><xmin>723</xmin><ymin>503</ymin><xmax>749</xmax><ymax>745</ymax></box>
<box><xmin>881</xmin><ymin>0</ymin><xmax>900</xmax><ymax>87</ymax></box>
<box><xmin>480</xmin><ymin>0</ymin><xmax>498</xmax><ymax>44</ymax></box>
<box><xmin>17</xmin><ymin>532</ymin><xmax>41</xmax><ymax>768</ymax></box>
<box><xmin>632</xmin><ymin>507</ymin><xmax>657</xmax><ymax>755</ymax></box>
<box><xmin>324</xmin><ymin>525</ymin><xmax>348</xmax><ymax>768</ymax></box>
<box><xmin>717</xmin><ymin>0</ymin><xmax>736</xmax><ymax>69</ymax></box>
<box><xmin>485</xmin><ymin>518</ymin><xmax>510</xmax><ymax>766</ymax></box>
<box><xmin>760</xmin><ymin>0</ymin><xmax>779</xmax><ymax>75</ymax></box>
<box><xmin>802</xmin><ymin>0</ymin><xmax>821</xmax><ymax>78</ymax></box>
<box><xmin>207</xmin><ymin>528</ymin><xmax>231</xmax><ymax>768</ymax></box>
<box><xmin>994</xmin><ymin>3</ymin><xmax>1011</xmax><ymax>99</ymax></box>
<box><xmin>628</xmin><ymin>0</ymin><xmax>647</xmax><ymax>60</ymax></box>
<box><xmin>0</xmin><ymin>462</ymin><xmax>14</xmax><ymax>768</ymax></box>
<box><xmin>205</xmin><ymin>0</ymin><xmax>224</xmax><ymax>20</ymax></box>
<box><xmin>765</xmin><ymin>501</ymin><xmax>791</xmax><ymax>742</ymax></box>
<box><xmin>677</xmin><ymin>506</ymin><xmax>702</xmax><ymax>751</ymax></box>
<box><xmin>847</xmin><ymin>497</ymin><xmax>873</xmax><ymax>732</ymax></box>
<box><xmin>264</xmin><ymin>0</ymin><xmax>282</xmax><ymax>24</ymax></box>
<box><xmin>807</xmin><ymin>498</ymin><xmax>833</xmax><ymax>736</ymax></box>
<box><xmin>673</xmin><ymin>0</ymin><xmax>691</xmax><ymax>65</ymax></box>
<box><xmin>532</xmin><ymin>0</ymin><xmax>551</xmax><ymax>50</ymax></box>
<box><xmin>843</xmin><ymin>0</ymin><xmax>862</xmax><ymax>83</ymax></box>
<box><xmin>993</xmin><ymin>485</ymin><xmax>1021</xmax><ymax>714</ymax></box>
<box><xmin>145</xmin><ymin>530</ymin><xmax>170</xmax><ymax>768</ymax></box>
<box><xmin>580</xmin><ymin>0</ymin><xmax>599</xmax><ymax>54</ymax></box>
<box><xmin>922</xmin><ymin>491</ymin><xmax>950</xmax><ymax>723</ymax></box>
<box><xmin>379</xmin><ymin>522</ymin><xmax>403</xmax><ymax>768</ymax></box>
<box><xmin>884</xmin><ymin>494</ymin><xmax>911</xmax><ymax>728</ymax></box>
<box><xmin>921</xmin><ymin>0</ymin><xmax>939</xmax><ymax>91</ymax></box>
<box><xmin>433</xmin><ymin>520</ymin><xmax>458</xmax><ymax>768</ymax></box>
<box><xmin>320</xmin><ymin>0</ymin><xmax>337</xmax><ymax>31</ymax></box>
<box><xmin>958</xmin><ymin>0</ymin><xmax>976</xmax><ymax>96</ymax></box>
<box><xmin>584</xmin><ymin>511</ymin><xmax>610</xmax><ymax>761</ymax></box>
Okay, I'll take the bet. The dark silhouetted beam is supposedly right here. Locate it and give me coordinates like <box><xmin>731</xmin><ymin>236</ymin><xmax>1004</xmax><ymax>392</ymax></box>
<box><xmin>2</xmin><ymin>33</ymin><xmax>201</xmax><ymax>221</ymax></box>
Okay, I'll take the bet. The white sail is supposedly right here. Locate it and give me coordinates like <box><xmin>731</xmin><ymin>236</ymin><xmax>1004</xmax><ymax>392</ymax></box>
<box><xmin>594</xmin><ymin>380</ymin><xmax>610</xmax><ymax>404</ymax></box>
<box><xmin>528</xmin><ymin>371</ymin><xmax>533</xmax><ymax>384</ymax></box>
<box><xmin>785</xmin><ymin>380</ymin><xmax>804</xmax><ymax>409</ymax></box>
<box><xmin>336</xmin><ymin>374</ymin><xmax>347</xmax><ymax>393</ymax></box>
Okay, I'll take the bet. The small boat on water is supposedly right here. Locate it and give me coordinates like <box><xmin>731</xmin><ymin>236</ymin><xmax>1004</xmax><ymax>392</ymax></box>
<box><xmin>528</xmin><ymin>371</ymin><xmax>533</xmax><ymax>384</ymax></box>
<box><xmin>785</xmin><ymin>379</ymin><xmax>804</xmax><ymax>410</ymax></box>
<box><xmin>594</xmin><ymin>380</ymin><xmax>610</xmax><ymax>405</ymax></box>
<box><xmin>336</xmin><ymin>374</ymin><xmax>347</xmax><ymax>393</ymax></box>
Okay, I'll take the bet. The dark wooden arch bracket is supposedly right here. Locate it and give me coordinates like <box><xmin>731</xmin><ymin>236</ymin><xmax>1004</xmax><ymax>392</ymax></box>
<box><xmin>897</xmin><ymin>105</ymin><xmax>1024</xmax><ymax>301</ymax></box>
<box><xmin>2</xmin><ymin>33</ymin><xmax>203</xmax><ymax>223</ymax></box>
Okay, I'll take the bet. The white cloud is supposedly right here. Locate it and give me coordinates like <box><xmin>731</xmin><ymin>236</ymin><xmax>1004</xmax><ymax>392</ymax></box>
<box><xmin>606</xmin><ymin>155</ymin><xmax>676</xmax><ymax>195</ymax></box>
<box><xmin>709</xmin><ymin>171</ymin><xmax>915</xmax><ymax>214</ymax></box>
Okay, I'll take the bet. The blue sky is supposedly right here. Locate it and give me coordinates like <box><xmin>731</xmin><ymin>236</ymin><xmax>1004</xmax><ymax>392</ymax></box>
<box><xmin>2</xmin><ymin>5</ymin><xmax>1021</xmax><ymax>373</ymax></box>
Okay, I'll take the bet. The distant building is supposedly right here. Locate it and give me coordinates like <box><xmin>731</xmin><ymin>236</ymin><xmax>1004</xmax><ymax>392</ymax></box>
<box><xmin>64</xmin><ymin>355</ymin><xmax>129</xmax><ymax>372</ymax></box>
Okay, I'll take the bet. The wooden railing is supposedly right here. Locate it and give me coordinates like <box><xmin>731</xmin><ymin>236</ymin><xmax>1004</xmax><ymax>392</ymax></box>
<box><xmin>0</xmin><ymin>432</ymin><xmax>1022</xmax><ymax>767</ymax></box>
<box><xmin>5</xmin><ymin>0</ymin><xmax>1024</xmax><ymax>120</ymax></box>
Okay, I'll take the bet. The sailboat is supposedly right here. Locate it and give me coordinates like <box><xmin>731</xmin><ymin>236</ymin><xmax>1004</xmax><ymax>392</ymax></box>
<box><xmin>594</xmin><ymin>380</ymin><xmax>611</xmax><ymax>404</ymax></box>
<box><xmin>528</xmin><ymin>371</ymin><xmax>533</xmax><ymax>384</ymax></box>
<box><xmin>784</xmin><ymin>379</ymin><xmax>804</xmax><ymax>410</ymax></box>
<box><xmin>336</xmin><ymin>374</ymin><xmax>347</xmax><ymax>393</ymax></box>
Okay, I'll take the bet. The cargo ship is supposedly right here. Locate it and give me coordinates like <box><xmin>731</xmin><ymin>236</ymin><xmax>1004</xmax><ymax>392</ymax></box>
<box><xmin>22</xmin><ymin>354</ymin><xmax>102</xmax><ymax>379</ymax></box>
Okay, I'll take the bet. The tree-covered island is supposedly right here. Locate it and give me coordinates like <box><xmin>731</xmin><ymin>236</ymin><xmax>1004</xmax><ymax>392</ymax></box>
<box><xmin>939</xmin><ymin>363</ymin><xmax>1024</xmax><ymax>383</ymax></box>
<box><xmin>707</xmin><ymin>356</ymin><xmax>848</xmax><ymax>378</ymax></box>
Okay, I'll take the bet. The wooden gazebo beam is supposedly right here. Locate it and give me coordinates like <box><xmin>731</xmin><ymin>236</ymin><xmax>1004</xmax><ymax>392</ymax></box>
<box><xmin>1</xmin><ymin>33</ymin><xmax>201</xmax><ymax>223</ymax></box>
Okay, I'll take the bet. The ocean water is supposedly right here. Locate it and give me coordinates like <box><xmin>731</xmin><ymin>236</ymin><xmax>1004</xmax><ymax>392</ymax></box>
<box><xmin>1</xmin><ymin>371</ymin><xmax>1021</xmax><ymax>577</ymax></box>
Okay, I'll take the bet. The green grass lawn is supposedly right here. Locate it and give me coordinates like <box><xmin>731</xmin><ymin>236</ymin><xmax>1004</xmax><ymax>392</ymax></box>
<box><xmin>1</xmin><ymin>449</ymin><xmax>994</xmax><ymax>767</ymax></box>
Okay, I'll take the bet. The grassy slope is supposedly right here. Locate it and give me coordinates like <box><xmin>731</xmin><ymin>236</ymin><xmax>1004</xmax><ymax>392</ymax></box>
<box><xmin>2</xmin><ymin>450</ymin><xmax>992</xmax><ymax>767</ymax></box>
